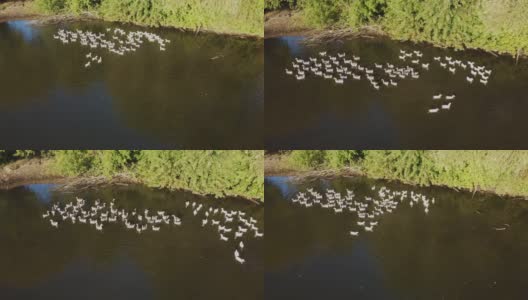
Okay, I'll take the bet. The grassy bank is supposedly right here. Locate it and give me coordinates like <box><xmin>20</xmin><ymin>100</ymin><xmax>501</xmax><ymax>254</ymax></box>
<box><xmin>0</xmin><ymin>150</ymin><xmax>264</xmax><ymax>201</ymax></box>
<box><xmin>13</xmin><ymin>0</ymin><xmax>263</xmax><ymax>36</ymax></box>
<box><xmin>265</xmin><ymin>0</ymin><xmax>528</xmax><ymax>57</ymax></box>
<box><xmin>267</xmin><ymin>150</ymin><xmax>528</xmax><ymax>198</ymax></box>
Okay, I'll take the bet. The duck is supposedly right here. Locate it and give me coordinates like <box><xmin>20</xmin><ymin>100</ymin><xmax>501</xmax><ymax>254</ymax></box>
<box><xmin>50</xmin><ymin>220</ymin><xmax>59</xmax><ymax>228</ymax></box>
<box><xmin>350</xmin><ymin>231</ymin><xmax>359</xmax><ymax>236</ymax></box>
<box><xmin>296</xmin><ymin>74</ymin><xmax>305</xmax><ymax>80</ymax></box>
<box><xmin>234</xmin><ymin>253</ymin><xmax>245</xmax><ymax>264</ymax></box>
<box><xmin>433</xmin><ymin>94</ymin><xmax>442</xmax><ymax>100</ymax></box>
<box><xmin>445</xmin><ymin>94</ymin><xmax>456</xmax><ymax>100</ymax></box>
<box><xmin>428</xmin><ymin>108</ymin><xmax>440</xmax><ymax>113</ymax></box>
<box><xmin>441</xmin><ymin>102</ymin><xmax>452</xmax><ymax>110</ymax></box>
<box><xmin>334</xmin><ymin>78</ymin><xmax>344</xmax><ymax>84</ymax></box>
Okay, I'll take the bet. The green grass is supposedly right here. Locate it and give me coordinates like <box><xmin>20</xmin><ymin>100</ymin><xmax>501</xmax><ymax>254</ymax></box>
<box><xmin>34</xmin><ymin>0</ymin><xmax>264</xmax><ymax>36</ymax></box>
<box><xmin>277</xmin><ymin>150</ymin><xmax>528</xmax><ymax>197</ymax></box>
<box><xmin>265</xmin><ymin>0</ymin><xmax>528</xmax><ymax>57</ymax></box>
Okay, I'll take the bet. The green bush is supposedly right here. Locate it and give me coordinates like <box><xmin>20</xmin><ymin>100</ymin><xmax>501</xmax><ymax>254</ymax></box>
<box><xmin>52</xmin><ymin>150</ymin><xmax>96</xmax><ymax>176</ymax></box>
<box><xmin>265</xmin><ymin>0</ymin><xmax>297</xmax><ymax>10</ymax></box>
<box><xmin>326</xmin><ymin>150</ymin><xmax>363</xmax><ymax>169</ymax></box>
<box><xmin>298</xmin><ymin>0</ymin><xmax>346</xmax><ymax>27</ymax></box>
<box><xmin>49</xmin><ymin>150</ymin><xmax>263</xmax><ymax>200</ymax></box>
<box><xmin>135</xmin><ymin>150</ymin><xmax>263</xmax><ymax>200</ymax></box>
<box><xmin>362</xmin><ymin>150</ymin><xmax>437</xmax><ymax>185</ymax></box>
<box><xmin>345</xmin><ymin>0</ymin><xmax>386</xmax><ymax>26</ymax></box>
<box><xmin>95</xmin><ymin>150</ymin><xmax>138</xmax><ymax>177</ymax></box>
<box><xmin>35</xmin><ymin>0</ymin><xmax>66</xmax><ymax>13</ymax></box>
<box><xmin>65</xmin><ymin>0</ymin><xmax>100</xmax><ymax>14</ymax></box>
<box><xmin>289</xmin><ymin>150</ymin><xmax>326</xmax><ymax>168</ymax></box>
<box><xmin>265</xmin><ymin>0</ymin><xmax>528</xmax><ymax>56</ymax></box>
<box><xmin>35</xmin><ymin>0</ymin><xmax>264</xmax><ymax>36</ymax></box>
<box><xmin>282</xmin><ymin>150</ymin><xmax>528</xmax><ymax>197</ymax></box>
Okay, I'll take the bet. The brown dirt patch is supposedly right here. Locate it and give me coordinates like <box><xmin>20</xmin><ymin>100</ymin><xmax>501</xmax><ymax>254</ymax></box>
<box><xmin>0</xmin><ymin>158</ymin><xmax>138</xmax><ymax>190</ymax></box>
<box><xmin>0</xmin><ymin>1</ymin><xmax>42</xmax><ymax>23</ymax></box>
<box><xmin>0</xmin><ymin>158</ymin><xmax>64</xmax><ymax>189</ymax></box>
<box><xmin>265</xmin><ymin>9</ymin><xmax>318</xmax><ymax>38</ymax></box>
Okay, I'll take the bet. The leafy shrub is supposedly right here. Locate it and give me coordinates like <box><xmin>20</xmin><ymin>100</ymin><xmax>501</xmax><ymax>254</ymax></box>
<box><xmin>265</xmin><ymin>0</ymin><xmax>297</xmax><ymax>10</ymax></box>
<box><xmin>283</xmin><ymin>150</ymin><xmax>528</xmax><ymax>196</ymax></box>
<box><xmin>298</xmin><ymin>0</ymin><xmax>345</xmax><ymax>27</ymax></box>
<box><xmin>362</xmin><ymin>150</ymin><xmax>436</xmax><ymax>185</ymax></box>
<box><xmin>326</xmin><ymin>150</ymin><xmax>363</xmax><ymax>168</ymax></box>
<box><xmin>289</xmin><ymin>150</ymin><xmax>326</xmax><ymax>168</ymax></box>
<box><xmin>52</xmin><ymin>150</ymin><xmax>96</xmax><ymax>176</ymax></box>
<box><xmin>35</xmin><ymin>0</ymin><xmax>66</xmax><ymax>13</ymax></box>
<box><xmin>135</xmin><ymin>150</ymin><xmax>263</xmax><ymax>200</ymax></box>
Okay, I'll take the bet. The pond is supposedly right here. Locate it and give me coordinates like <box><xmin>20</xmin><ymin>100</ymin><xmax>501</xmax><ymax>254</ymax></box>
<box><xmin>0</xmin><ymin>183</ymin><xmax>264</xmax><ymax>300</ymax></box>
<box><xmin>265</xmin><ymin>175</ymin><xmax>528</xmax><ymax>300</ymax></box>
<box><xmin>265</xmin><ymin>36</ymin><xmax>528</xmax><ymax>149</ymax></box>
<box><xmin>0</xmin><ymin>20</ymin><xmax>263</xmax><ymax>148</ymax></box>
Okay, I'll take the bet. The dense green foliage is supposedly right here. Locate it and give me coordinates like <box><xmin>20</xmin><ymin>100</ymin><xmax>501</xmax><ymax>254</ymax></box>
<box><xmin>264</xmin><ymin>0</ymin><xmax>296</xmax><ymax>10</ymax></box>
<box><xmin>135</xmin><ymin>150</ymin><xmax>263</xmax><ymax>200</ymax></box>
<box><xmin>34</xmin><ymin>0</ymin><xmax>264</xmax><ymax>36</ymax></box>
<box><xmin>282</xmin><ymin>150</ymin><xmax>528</xmax><ymax>197</ymax></box>
<box><xmin>0</xmin><ymin>150</ymin><xmax>41</xmax><ymax>164</ymax></box>
<box><xmin>51</xmin><ymin>150</ymin><xmax>263</xmax><ymax>200</ymax></box>
<box><xmin>266</xmin><ymin>0</ymin><xmax>528</xmax><ymax>56</ymax></box>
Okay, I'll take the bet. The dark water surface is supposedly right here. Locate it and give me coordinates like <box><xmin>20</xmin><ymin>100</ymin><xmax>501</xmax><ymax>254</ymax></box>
<box><xmin>0</xmin><ymin>20</ymin><xmax>263</xmax><ymax>148</ymax></box>
<box><xmin>0</xmin><ymin>184</ymin><xmax>264</xmax><ymax>300</ymax></box>
<box><xmin>265</xmin><ymin>176</ymin><xmax>528</xmax><ymax>300</ymax></box>
<box><xmin>265</xmin><ymin>36</ymin><xmax>528</xmax><ymax>149</ymax></box>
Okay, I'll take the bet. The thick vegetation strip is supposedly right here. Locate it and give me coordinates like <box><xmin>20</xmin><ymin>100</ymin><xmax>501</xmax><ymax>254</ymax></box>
<box><xmin>277</xmin><ymin>150</ymin><xmax>528</xmax><ymax>197</ymax></box>
<box><xmin>0</xmin><ymin>150</ymin><xmax>264</xmax><ymax>201</ymax></box>
<box><xmin>34</xmin><ymin>0</ymin><xmax>264</xmax><ymax>36</ymax></box>
<box><xmin>266</xmin><ymin>0</ymin><xmax>528</xmax><ymax>57</ymax></box>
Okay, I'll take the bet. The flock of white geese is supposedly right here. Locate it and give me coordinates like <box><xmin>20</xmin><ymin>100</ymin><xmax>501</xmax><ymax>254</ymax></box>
<box><xmin>291</xmin><ymin>185</ymin><xmax>435</xmax><ymax>237</ymax></box>
<box><xmin>53</xmin><ymin>27</ymin><xmax>170</xmax><ymax>68</ymax></box>
<box><xmin>285</xmin><ymin>48</ymin><xmax>493</xmax><ymax>114</ymax></box>
<box><xmin>42</xmin><ymin>197</ymin><xmax>263</xmax><ymax>265</ymax></box>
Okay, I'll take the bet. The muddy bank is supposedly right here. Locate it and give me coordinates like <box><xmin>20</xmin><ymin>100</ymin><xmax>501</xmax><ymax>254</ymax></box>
<box><xmin>0</xmin><ymin>158</ymin><xmax>262</xmax><ymax>203</ymax></box>
<box><xmin>264</xmin><ymin>9</ymin><xmax>523</xmax><ymax>60</ymax></box>
<box><xmin>0</xmin><ymin>1</ymin><xmax>40</xmax><ymax>22</ymax></box>
<box><xmin>265</xmin><ymin>9</ymin><xmax>386</xmax><ymax>41</ymax></box>
<box><xmin>264</xmin><ymin>154</ymin><xmax>361</xmax><ymax>179</ymax></box>
<box><xmin>265</xmin><ymin>154</ymin><xmax>528</xmax><ymax>200</ymax></box>
<box><xmin>0</xmin><ymin>158</ymin><xmax>137</xmax><ymax>190</ymax></box>
<box><xmin>264</xmin><ymin>10</ymin><xmax>317</xmax><ymax>38</ymax></box>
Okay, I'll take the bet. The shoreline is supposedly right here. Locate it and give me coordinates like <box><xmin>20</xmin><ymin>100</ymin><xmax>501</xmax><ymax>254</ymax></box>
<box><xmin>0</xmin><ymin>158</ymin><xmax>262</xmax><ymax>204</ymax></box>
<box><xmin>0</xmin><ymin>2</ymin><xmax>262</xmax><ymax>39</ymax></box>
<box><xmin>264</xmin><ymin>154</ymin><xmax>528</xmax><ymax>200</ymax></box>
<box><xmin>264</xmin><ymin>9</ymin><xmax>524</xmax><ymax>60</ymax></box>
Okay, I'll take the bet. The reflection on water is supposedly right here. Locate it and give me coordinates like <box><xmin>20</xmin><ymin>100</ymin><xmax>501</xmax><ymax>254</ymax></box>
<box><xmin>0</xmin><ymin>20</ymin><xmax>263</xmax><ymax>148</ymax></box>
<box><xmin>265</xmin><ymin>36</ymin><xmax>528</xmax><ymax>149</ymax></box>
<box><xmin>266</xmin><ymin>176</ymin><xmax>528</xmax><ymax>300</ymax></box>
<box><xmin>0</xmin><ymin>184</ymin><xmax>264</xmax><ymax>300</ymax></box>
